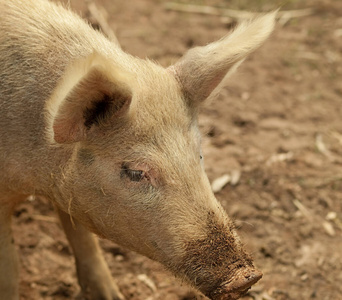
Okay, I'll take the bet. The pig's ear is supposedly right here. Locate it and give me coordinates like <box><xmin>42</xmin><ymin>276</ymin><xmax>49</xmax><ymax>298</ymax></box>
<box><xmin>169</xmin><ymin>11</ymin><xmax>276</xmax><ymax>104</ymax></box>
<box><xmin>46</xmin><ymin>52</ymin><xmax>133</xmax><ymax>144</ymax></box>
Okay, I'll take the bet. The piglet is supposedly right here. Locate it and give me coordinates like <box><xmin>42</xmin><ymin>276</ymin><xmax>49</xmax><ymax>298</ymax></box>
<box><xmin>0</xmin><ymin>1</ymin><xmax>275</xmax><ymax>299</ymax></box>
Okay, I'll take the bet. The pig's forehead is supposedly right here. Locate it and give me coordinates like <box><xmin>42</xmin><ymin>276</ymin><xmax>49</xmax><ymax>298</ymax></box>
<box><xmin>128</xmin><ymin>102</ymin><xmax>200</xmax><ymax>148</ymax></box>
<box><xmin>118</xmin><ymin>125</ymin><xmax>202</xmax><ymax>171</ymax></box>
<box><xmin>130</xmin><ymin>115</ymin><xmax>200</xmax><ymax>146</ymax></box>
<box><xmin>120</xmin><ymin>113</ymin><xmax>201</xmax><ymax>156</ymax></box>
<box><xmin>131</xmin><ymin>62</ymin><xmax>189</xmax><ymax>115</ymax></box>
<box><xmin>132</xmin><ymin>83</ymin><xmax>195</xmax><ymax>127</ymax></box>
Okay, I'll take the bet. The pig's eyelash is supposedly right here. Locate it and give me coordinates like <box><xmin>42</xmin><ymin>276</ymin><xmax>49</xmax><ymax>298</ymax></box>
<box><xmin>121</xmin><ymin>164</ymin><xmax>146</xmax><ymax>182</ymax></box>
<box><xmin>127</xmin><ymin>169</ymin><xmax>144</xmax><ymax>182</ymax></box>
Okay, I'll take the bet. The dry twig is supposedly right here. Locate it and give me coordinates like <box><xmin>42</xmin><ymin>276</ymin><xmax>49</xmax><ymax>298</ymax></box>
<box><xmin>266</xmin><ymin>152</ymin><xmax>293</xmax><ymax>166</ymax></box>
<box><xmin>212</xmin><ymin>174</ymin><xmax>231</xmax><ymax>193</ymax></box>
<box><xmin>230</xmin><ymin>170</ymin><xmax>241</xmax><ymax>186</ymax></box>
<box><xmin>277</xmin><ymin>8</ymin><xmax>314</xmax><ymax>26</ymax></box>
<box><xmin>322</xmin><ymin>221</ymin><xmax>336</xmax><ymax>236</ymax></box>
<box><xmin>87</xmin><ymin>2</ymin><xmax>120</xmax><ymax>46</ymax></box>
<box><xmin>31</xmin><ymin>215</ymin><xmax>58</xmax><ymax>223</ymax></box>
<box><xmin>165</xmin><ymin>2</ymin><xmax>314</xmax><ymax>24</ymax></box>
<box><xmin>315</xmin><ymin>133</ymin><xmax>334</xmax><ymax>161</ymax></box>
<box><xmin>137</xmin><ymin>274</ymin><xmax>157</xmax><ymax>292</ymax></box>
<box><xmin>293</xmin><ymin>199</ymin><xmax>312</xmax><ymax>220</ymax></box>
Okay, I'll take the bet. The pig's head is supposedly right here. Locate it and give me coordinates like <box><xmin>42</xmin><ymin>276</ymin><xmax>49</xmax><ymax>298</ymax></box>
<box><xmin>45</xmin><ymin>13</ymin><xmax>275</xmax><ymax>300</ymax></box>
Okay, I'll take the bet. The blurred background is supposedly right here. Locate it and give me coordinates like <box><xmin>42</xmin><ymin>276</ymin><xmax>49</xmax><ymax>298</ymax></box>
<box><xmin>14</xmin><ymin>0</ymin><xmax>342</xmax><ymax>299</ymax></box>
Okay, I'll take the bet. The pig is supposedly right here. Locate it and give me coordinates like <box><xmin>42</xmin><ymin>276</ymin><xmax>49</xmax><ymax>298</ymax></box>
<box><xmin>0</xmin><ymin>0</ymin><xmax>276</xmax><ymax>299</ymax></box>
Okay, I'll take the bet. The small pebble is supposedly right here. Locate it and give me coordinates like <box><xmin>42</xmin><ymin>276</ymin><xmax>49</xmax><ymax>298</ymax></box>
<box><xmin>322</xmin><ymin>221</ymin><xmax>335</xmax><ymax>236</ymax></box>
<box><xmin>212</xmin><ymin>174</ymin><xmax>231</xmax><ymax>193</ymax></box>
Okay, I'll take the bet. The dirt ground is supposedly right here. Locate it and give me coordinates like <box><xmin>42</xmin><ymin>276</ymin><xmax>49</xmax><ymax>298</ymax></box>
<box><xmin>12</xmin><ymin>0</ymin><xmax>342</xmax><ymax>299</ymax></box>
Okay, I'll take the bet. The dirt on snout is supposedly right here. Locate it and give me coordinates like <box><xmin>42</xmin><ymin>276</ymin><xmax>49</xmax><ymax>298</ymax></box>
<box><xmin>13</xmin><ymin>0</ymin><xmax>342</xmax><ymax>299</ymax></box>
<box><xmin>175</xmin><ymin>213</ymin><xmax>254</xmax><ymax>299</ymax></box>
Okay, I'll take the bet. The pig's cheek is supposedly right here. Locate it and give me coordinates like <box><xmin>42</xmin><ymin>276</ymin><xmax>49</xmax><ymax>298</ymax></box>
<box><xmin>117</xmin><ymin>181</ymin><xmax>157</xmax><ymax>201</ymax></box>
<box><xmin>75</xmin><ymin>160</ymin><xmax>119</xmax><ymax>191</ymax></box>
<box><xmin>77</xmin><ymin>148</ymin><xmax>95</xmax><ymax>166</ymax></box>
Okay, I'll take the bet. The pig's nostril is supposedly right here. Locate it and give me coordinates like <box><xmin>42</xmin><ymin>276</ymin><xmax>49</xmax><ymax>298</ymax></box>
<box><xmin>230</xmin><ymin>269</ymin><xmax>262</xmax><ymax>293</ymax></box>
<box><xmin>241</xmin><ymin>269</ymin><xmax>262</xmax><ymax>288</ymax></box>
<box><xmin>214</xmin><ymin>269</ymin><xmax>263</xmax><ymax>300</ymax></box>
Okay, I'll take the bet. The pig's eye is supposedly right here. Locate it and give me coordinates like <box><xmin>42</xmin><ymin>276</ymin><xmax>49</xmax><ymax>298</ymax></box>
<box><xmin>121</xmin><ymin>165</ymin><xmax>145</xmax><ymax>182</ymax></box>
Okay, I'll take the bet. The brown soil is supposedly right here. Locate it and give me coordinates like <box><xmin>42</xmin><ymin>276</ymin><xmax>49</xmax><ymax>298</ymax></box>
<box><xmin>13</xmin><ymin>0</ymin><xmax>342</xmax><ymax>299</ymax></box>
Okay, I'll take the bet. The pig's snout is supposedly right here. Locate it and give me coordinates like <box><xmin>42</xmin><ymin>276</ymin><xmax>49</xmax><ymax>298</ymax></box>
<box><xmin>211</xmin><ymin>268</ymin><xmax>262</xmax><ymax>300</ymax></box>
<box><xmin>172</xmin><ymin>213</ymin><xmax>262</xmax><ymax>300</ymax></box>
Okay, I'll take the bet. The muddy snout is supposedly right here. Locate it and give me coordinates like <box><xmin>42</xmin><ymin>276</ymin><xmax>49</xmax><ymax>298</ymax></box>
<box><xmin>212</xmin><ymin>268</ymin><xmax>262</xmax><ymax>300</ymax></box>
